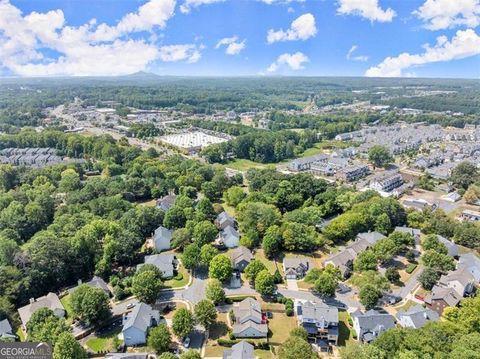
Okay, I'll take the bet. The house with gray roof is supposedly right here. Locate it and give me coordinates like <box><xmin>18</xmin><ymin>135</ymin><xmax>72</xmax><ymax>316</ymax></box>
<box><xmin>394</xmin><ymin>226</ymin><xmax>422</xmax><ymax>245</ymax></box>
<box><xmin>437</xmin><ymin>235</ymin><xmax>458</xmax><ymax>257</ymax></box>
<box><xmin>296</xmin><ymin>301</ymin><xmax>339</xmax><ymax>349</ymax></box>
<box><xmin>18</xmin><ymin>292</ymin><xmax>65</xmax><ymax>330</ymax></box>
<box><xmin>122</xmin><ymin>302</ymin><xmax>161</xmax><ymax>346</ymax></box>
<box><xmin>351</xmin><ymin>310</ymin><xmax>396</xmax><ymax>343</ymax></box>
<box><xmin>283</xmin><ymin>257</ymin><xmax>311</xmax><ymax>279</ymax></box>
<box><xmin>215</xmin><ymin>211</ymin><xmax>235</xmax><ymax>230</ymax></box>
<box><xmin>457</xmin><ymin>253</ymin><xmax>480</xmax><ymax>284</ymax></box>
<box><xmin>439</xmin><ymin>268</ymin><xmax>475</xmax><ymax>297</ymax></box>
<box><xmin>0</xmin><ymin>319</ymin><xmax>15</xmax><ymax>340</ymax></box>
<box><xmin>396</xmin><ymin>305</ymin><xmax>439</xmax><ymax>329</ymax></box>
<box><xmin>69</xmin><ymin>276</ymin><xmax>111</xmax><ymax>296</ymax></box>
<box><xmin>156</xmin><ymin>194</ymin><xmax>176</xmax><ymax>211</ymax></box>
<box><xmin>323</xmin><ymin>232</ymin><xmax>385</xmax><ymax>277</ymax></box>
<box><xmin>232</xmin><ymin>298</ymin><xmax>268</xmax><ymax>338</ymax></box>
<box><xmin>152</xmin><ymin>225</ymin><xmax>173</xmax><ymax>251</ymax></box>
<box><xmin>223</xmin><ymin>341</ymin><xmax>255</xmax><ymax>359</ymax></box>
<box><xmin>231</xmin><ymin>246</ymin><xmax>253</xmax><ymax>272</ymax></box>
<box><xmin>425</xmin><ymin>285</ymin><xmax>462</xmax><ymax>315</ymax></box>
<box><xmin>219</xmin><ymin>225</ymin><xmax>240</xmax><ymax>248</ymax></box>
<box><xmin>137</xmin><ymin>254</ymin><xmax>177</xmax><ymax>279</ymax></box>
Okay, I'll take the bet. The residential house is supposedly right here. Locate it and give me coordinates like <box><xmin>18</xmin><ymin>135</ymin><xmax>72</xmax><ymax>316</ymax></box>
<box><xmin>122</xmin><ymin>303</ymin><xmax>161</xmax><ymax>346</ymax></box>
<box><xmin>137</xmin><ymin>254</ymin><xmax>177</xmax><ymax>279</ymax></box>
<box><xmin>288</xmin><ymin>154</ymin><xmax>328</xmax><ymax>172</ymax></box>
<box><xmin>394</xmin><ymin>226</ymin><xmax>422</xmax><ymax>246</ymax></box>
<box><xmin>223</xmin><ymin>341</ymin><xmax>255</xmax><ymax>359</ymax></box>
<box><xmin>335</xmin><ymin>164</ymin><xmax>370</xmax><ymax>182</ymax></box>
<box><xmin>457</xmin><ymin>253</ymin><xmax>480</xmax><ymax>284</ymax></box>
<box><xmin>231</xmin><ymin>246</ymin><xmax>253</xmax><ymax>272</ymax></box>
<box><xmin>437</xmin><ymin>235</ymin><xmax>459</xmax><ymax>257</ymax></box>
<box><xmin>0</xmin><ymin>319</ymin><xmax>15</xmax><ymax>340</ymax></box>
<box><xmin>232</xmin><ymin>298</ymin><xmax>268</xmax><ymax>338</ymax></box>
<box><xmin>425</xmin><ymin>285</ymin><xmax>462</xmax><ymax>315</ymax></box>
<box><xmin>323</xmin><ymin>232</ymin><xmax>385</xmax><ymax>277</ymax></box>
<box><xmin>156</xmin><ymin>194</ymin><xmax>176</xmax><ymax>211</ymax></box>
<box><xmin>18</xmin><ymin>292</ymin><xmax>65</xmax><ymax>330</ymax></box>
<box><xmin>152</xmin><ymin>225</ymin><xmax>173</xmax><ymax>251</ymax></box>
<box><xmin>296</xmin><ymin>301</ymin><xmax>339</xmax><ymax>350</ymax></box>
<box><xmin>69</xmin><ymin>276</ymin><xmax>111</xmax><ymax>296</ymax></box>
<box><xmin>283</xmin><ymin>257</ymin><xmax>311</xmax><ymax>279</ymax></box>
<box><xmin>461</xmin><ymin>209</ymin><xmax>480</xmax><ymax>222</ymax></box>
<box><xmin>396</xmin><ymin>305</ymin><xmax>439</xmax><ymax>329</ymax></box>
<box><xmin>439</xmin><ymin>268</ymin><xmax>475</xmax><ymax>297</ymax></box>
<box><xmin>351</xmin><ymin>310</ymin><xmax>396</xmax><ymax>343</ymax></box>
<box><xmin>216</xmin><ymin>211</ymin><xmax>235</xmax><ymax>230</ymax></box>
<box><xmin>369</xmin><ymin>172</ymin><xmax>404</xmax><ymax>194</ymax></box>
<box><xmin>219</xmin><ymin>225</ymin><xmax>240</xmax><ymax>248</ymax></box>
<box><xmin>402</xmin><ymin>198</ymin><xmax>436</xmax><ymax>212</ymax></box>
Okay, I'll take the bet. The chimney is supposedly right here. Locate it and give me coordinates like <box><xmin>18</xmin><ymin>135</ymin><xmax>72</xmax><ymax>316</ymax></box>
<box><xmin>29</xmin><ymin>298</ymin><xmax>35</xmax><ymax>304</ymax></box>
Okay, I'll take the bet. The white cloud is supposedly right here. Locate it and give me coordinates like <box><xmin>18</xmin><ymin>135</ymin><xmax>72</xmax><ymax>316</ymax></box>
<box><xmin>413</xmin><ymin>0</ymin><xmax>480</xmax><ymax>30</ymax></box>
<box><xmin>180</xmin><ymin>0</ymin><xmax>224</xmax><ymax>13</ymax></box>
<box><xmin>158</xmin><ymin>44</ymin><xmax>202</xmax><ymax>63</ymax></box>
<box><xmin>346</xmin><ymin>45</ymin><xmax>369</xmax><ymax>61</ymax></box>
<box><xmin>365</xmin><ymin>29</ymin><xmax>480</xmax><ymax>77</ymax></box>
<box><xmin>215</xmin><ymin>36</ymin><xmax>246</xmax><ymax>55</ymax></box>
<box><xmin>267</xmin><ymin>13</ymin><xmax>317</xmax><ymax>43</ymax></box>
<box><xmin>259</xmin><ymin>0</ymin><xmax>305</xmax><ymax>4</ymax></box>
<box><xmin>0</xmin><ymin>0</ymin><xmax>204</xmax><ymax>76</ymax></box>
<box><xmin>337</xmin><ymin>0</ymin><xmax>396</xmax><ymax>22</ymax></box>
<box><xmin>267</xmin><ymin>52</ymin><xmax>309</xmax><ymax>72</ymax></box>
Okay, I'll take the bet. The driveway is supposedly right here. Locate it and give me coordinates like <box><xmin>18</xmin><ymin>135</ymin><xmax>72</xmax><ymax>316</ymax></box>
<box><xmin>158</xmin><ymin>268</ymin><xmax>208</xmax><ymax>305</ymax></box>
<box><xmin>286</xmin><ymin>279</ymin><xmax>298</xmax><ymax>291</ymax></box>
<box><xmin>391</xmin><ymin>264</ymin><xmax>424</xmax><ymax>299</ymax></box>
<box><xmin>111</xmin><ymin>297</ymin><xmax>139</xmax><ymax>317</ymax></box>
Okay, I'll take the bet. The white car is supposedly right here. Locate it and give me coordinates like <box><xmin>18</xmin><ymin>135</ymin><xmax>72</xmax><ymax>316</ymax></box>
<box><xmin>183</xmin><ymin>337</ymin><xmax>191</xmax><ymax>348</ymax></box>
<box><xmin>126</xmin><ymin>303</ymin><xmax>136</xmax><ymax>310</ymax></box>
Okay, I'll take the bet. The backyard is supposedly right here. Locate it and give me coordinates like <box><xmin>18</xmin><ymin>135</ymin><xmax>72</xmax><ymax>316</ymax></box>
<box><xmin>85</xmin><ymin>327</ymin><xmax>122</xmax><ymax>353</ymax></box>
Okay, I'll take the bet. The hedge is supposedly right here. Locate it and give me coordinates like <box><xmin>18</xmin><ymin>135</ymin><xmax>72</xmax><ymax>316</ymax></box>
<box><xmin>217</xmin><ymin>338</ymin><xmax>269</xmax><ymax>350</ymax></box>
<box><xmin>406</xmin><ymin>263</ymin><xmax>417</xmax><ymax>274</ymax></box>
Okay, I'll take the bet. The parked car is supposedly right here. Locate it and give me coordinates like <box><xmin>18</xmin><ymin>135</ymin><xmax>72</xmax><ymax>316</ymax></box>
<box><xmin>266</xmin><ymin>311</ymin><xmax>273</xmax><ymax>319</ymax></box>
<box><xmin>183</xmin><ymin>336</ymin><xmax>191</xmax><ymax>348</ymax></box>
<box><xmin>126</xmin><ymin>303</ymin><xmax>136</xmax><ymax>310</ymax></box>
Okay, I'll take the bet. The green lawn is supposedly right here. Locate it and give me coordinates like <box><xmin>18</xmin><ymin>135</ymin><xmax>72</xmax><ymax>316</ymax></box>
<box><xmin>163</xmin><ymin>266</ymin><xmax>190</xmax><ymax>289</ymax></box>
<box><xmin>85</xmin><ymin>327</ymin><xmax>122</xmax><ymax>353</ymax></box>
<box><xmin>393</xmin><ymin>299</ymin><xmax>418</xmax><ymax>313</ymax></box>
<box><xmin>16</xmin><ymin>327</ymin><xmax>25</xmax><ymax>342</ymax></box>
<box><xmin>60</xmin><ymin>294</ymin><xmax>74</xmax><ymax>319</ymax></box>
<box><xmin>253</xmin><ymin>249</ymin><xmax>280</xmax><ymax>275</ymax></box>
<box><xmin>267</xmin><ymin>311</ymin><xmax>297</xmax><ymax>346</ymax></box>
<box><xmin>338</xmin><ymin>310</ymin><xmax>353</xmax><ymax>346</ymax></box>
<box><xmin>224</xmin><ymin>159</ymin><xmax>274</xmax><ymax>171</ymax></box>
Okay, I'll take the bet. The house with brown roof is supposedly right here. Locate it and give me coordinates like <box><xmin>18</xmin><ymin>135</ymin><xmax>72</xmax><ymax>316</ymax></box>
<box><xmin>424</xmin><ymin>285</ymin><xmax>462</xmax><ymax>315</ymax></box>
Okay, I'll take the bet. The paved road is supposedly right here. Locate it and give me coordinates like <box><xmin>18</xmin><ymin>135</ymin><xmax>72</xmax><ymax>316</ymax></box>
<box><xmin>391</xmin><ymin>264</ymin><xmax>424</xmax><ymax>299</ymax></box>
<box><xmin>111</xmin><ymin>297</ymin><xmax>139</xmax><ymax>317</ymax></box>
<box><xmin>278</xmin><ymin>288</ymin><xmax>361</xmax><ymax>310</ymax></box>
<box><xmin>158</xmin><ymin>268</ymin><xmax>208</xmax><ymax>305</ymax></box>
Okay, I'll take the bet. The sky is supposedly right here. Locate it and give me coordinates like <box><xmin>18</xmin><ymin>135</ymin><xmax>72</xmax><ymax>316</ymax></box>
<box><xmin>0</xmin><ymin>0</ymin><xmax>479</xmax><ymax>78</ymax></box>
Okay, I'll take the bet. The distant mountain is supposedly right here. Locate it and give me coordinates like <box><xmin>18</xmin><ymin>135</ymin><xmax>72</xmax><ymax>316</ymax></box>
<box><xmin>121</xmin><ymin>71</ymin><xmax>161</xmax><ymax>80</ymax></box>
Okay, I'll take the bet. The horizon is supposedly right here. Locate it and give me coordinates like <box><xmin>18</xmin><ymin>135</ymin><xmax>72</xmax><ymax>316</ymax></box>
<box><xmin>1</xmin><ymin>0</ymin><xmax>479</xmax><ymax>79</ymax></box>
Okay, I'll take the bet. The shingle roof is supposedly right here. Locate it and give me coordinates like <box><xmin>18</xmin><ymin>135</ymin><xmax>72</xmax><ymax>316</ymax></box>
<box><xmin>223</xmin><ymin>341</ymin><xmax>255</xmax><ymax>359</ymax></box>
<box><xmin>437</xmin><ymin>235</ymin><xmax>458</xmax><ymax>257</ymax></box>
<box><xmin>0</xmin><ymin>319</ymin><xmax>14</xmax><ymax>338</ymax></box>
<box><xmin>426</xmin><ymin>285</ymin><xmax>461</xmax><ymax>307</ymax></box>
<box><xmin>231</xmin><ymin>246</ymin><xmax>253</xmax><ymax>266</ymax></box>
<box><xmin>298</xmin><ymin>301</ymin><xmax>338</xmax><ymax>324</ymax></box>
<box><xmin>122</xmin><ymin>302</ymin><xmax>159</xmax><ymax>333</ymax></box>
<box><xmin>396</xmin><ymin>305</ymin><xmax>439</xmax><ymax>329</ymax></box>
<box><xmin>352</xmin><ymin>310</ymin><xmax>396</xmax><ymax>336</ymax></box>
<box><xmin>137</xmin><ymin>254</ymin><xmax>175</xmax><ymax>275</ymax></box>
<box><xmin>18</xmin><ymin>292</ymin><xmax>64</xmax><ymax>327</ymax></box>
<box><xmin>283</xmin><ymin>257</ymin><xmax>310</xmax><ymax>270</ymax></box>
<box><xmin>217</xmin><ymin>211</ymin><xmax>235</xmax><ymax>227</ymax></box>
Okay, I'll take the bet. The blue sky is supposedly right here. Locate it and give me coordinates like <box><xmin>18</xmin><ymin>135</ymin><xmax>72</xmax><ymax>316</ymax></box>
<box><xmin>1</xmin><ymin>0</ymin><xmax>479</xmax><ymax>77</ymax></box>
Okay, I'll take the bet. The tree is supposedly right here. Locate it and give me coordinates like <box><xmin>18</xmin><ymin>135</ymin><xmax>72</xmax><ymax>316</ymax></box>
<box><xmin>418</xmin><ymin>267</ymin><xmax>440</xmax><ymax>290</ymax></box>
<box><xmin>373</xmin><ymin>238</ymin><xmax>398</xmax><ymax>264</ymax></box>
<box><xmin>237</xmin><ymin>201</ymin><xmax>281</xmax><ymax>238</ymax></box>
<box><xmin>172</xmin><ymin>308</ymin><xmax>195</xmax><ymax>338</ymax></box>
<box><xmin>200</xmin><ymin>244</ymin><xmax>219</xmax><ymax>267</ymax></box>
<box><xmin>148</xmin><ymin>324</ymin><xmax>171</xmax><ymax>354</ymax></box>
<box><xmin>194</xmin><ymin>299</ymin><xmax>217</xmax><ymax>329</ymax></box>
<box><xmin>385</xmin><ymin>268</ymin><xmax>400</xmax><ymax>283</ymax></box>
<box><xmin>354</xmin><ymin>250</ymin><xmax>377</xmax><ymax>272</ymax></box>
<box><xmin>454</xmin><ymin>222</ymin><xmax>480</xmax><ymax>248</ymax></box>
<box><xmin>180</xmin><ymin>350</ymin><xmax>202</xmax><ymax>359</ymax></box>
<box><xmin>421</xmin><ymin>234</ymin><xmax>447</xmax><ymax>254</ymax></box>
<box><xmin>375</xmin><ymin>213</ymin><xmax>392</xmax><ymax>234</ymax></box>
<box><xmin>208</xmin><ymin>254</ymin><xmax>232</xmax><ymax>282</ymax></box>
<box><xmin>262</xmin><ymin>225</ymin><xmax>283</xmax><ymax>259</ymax></box>
<box><xmin>171</xmin><ymin>228</ymin><xmax>191</xmax><ymax>250</ymax></box>
<box><xmin>359</xmin><ymin>284</ymin><xmax>381</xmax><ymax>309</ymax></box>
<box><xmin>289</xmin><ymin>327</ymin><xmax>308</xmax><ymax>341</ymax></box>
<box><xmin>0</xmin><ymin>235</ymin><xmax>19</xmax><ymax>266</ymax></box>
<box><xmin>224</xmin><ymin>186</ymin><xmax>246</xmax><ymax>207</ymax></box>
<box><xmin>132</xmin><ymin>268</ymin><xmax>163</xmax><ymax>304</ymax></box>
<box><xmin>464</xmin><ymin>184</ymin><xmax>480</xmax><ymax>204</ymax></box>
<box><xmin>314</xmin><ymin>271</ymin><xmax>338</xmax><ymax>297</ymax></box>
<box><xmin>421</xmin><ymin>250</ymin><xmax>455</xmax><ymax>273</ymax></box>
<box><xmin>340</xmin><ymin>341</ymin><xmax>387</xmax><ymax>359</ymax></box>
<box><xmin>193</xmin><ymin>221</ymin><xmax>218</xmax><ymax>247</ymax></box>
<box><xmin>388</xmin><ymin>231</ymin><xmax>415</xmax><ymax>250</ymax></box>
<box><xmin>27</xmin><ymin>308</ymin><xmax>69</xmax><ymax>344</ymax></box>
<box><xmin>158</xmin><ymin>353</ymin><xmax>177</xmax><ymax>359</ymax></box>
<box><xmin>182</xmin><ymin>243</ymin><xmax>201</xmax><ymax>270</ymax></box>
<box><xmin>451</xmin><ymin>161</ymin><xmax>480</xmax><ymax>190</ymax></box>
<box><xmin>255</xmin><ymin>269</ymin><xmax>276</xmax><ymax>296</ymax></box>
<box><xmin>205</xmin><ymin>279</ymin><xmax>225</xmax><ymax>304</ymax></box>
<box><xmin>53</xmin><ymin>332</ymin><xmax>88</xmax><ymax>359</ymax></box>
<box><xmin>244</xmin><ymin>260</ymin><xmax>267</xmax><ymax>282</ymax></box>
<box><xmin>278</xmin><ymin>336</ymin><xmax>316</xmax><ymax>359</ymax></box>
<box><xmin>163</xmin><ymin>206</ymin><xmax>187</xmax><ymax>229</ymax></box>
<box><xmin>70</xmin><ymin>285</ymin><xmax>111</xmax><ymax>326</ymax></box>
<box><xmin>282</xmin><ymin>222</ymin><xmax>319</xmax><ymax>252</ymax></box>
<box><xmin>368</xmin><ymin>145</ymin><xmax>393</xmax><ymax>168</ymax></box>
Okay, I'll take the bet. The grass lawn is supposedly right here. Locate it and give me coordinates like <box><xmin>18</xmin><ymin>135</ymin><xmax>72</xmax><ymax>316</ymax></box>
<box><xmin>60</xmin><ymin>294</ymin><xmax>74</xmax><ymax>319</ymax></box>
<box><xmin>163</xmin><ymin>266</ymin><xmax>190</xmax><ymax>289</ymax></box>
<box><xmin>164</xmin><ymin>302</ymin><xmax>187</xmax><ymax>319</ymax></box>
<box><xmin>393</xmin><ymin>299</ymin><xmax>418</xmax><ymax>313</ymax></box>
<box><xmin>255</xmin><ymin>349</ymin><xmax>274</xmax><ymax>359</ymax></box>
<box><xmin>85</xmin><ymin>327</ymin><xmax>122</xmax><ymax>353</ymax></box>
<box><xmin>338</xmin><ymin>310</ymin><xmax>354</xmax><ymax>346</ymax></box>
<box><xmin>204</xmin><ymin>313</ymin><xmax>230</xmax><ymax>357</ymax></box>
<box><xmin>16</xmin><ymin>327</ymin><xmax>25</xmax><ymax>342</ymax></box>
<box><xmin>137</xmin><ymin>199</ymin><xmax>156</xmax><ymax>207</ymax></box>
<box><xmin>254</xmin><ymin>249</ymin><xmax>280</xmax><ymax>275</ymax></box>
<box><xmin>267</xmin><ymin>311</ymin><xmax>297</xmax><ymax>346</ymax></box>
<box><xmin>224</xmin><ymin>159</ymin><xmax>274</xmax><ymax>172</ymax></box>
<box><xmin>297</xmin><ymin>279</ymin><xmax>314</xmax><ymax>290</ymax></box>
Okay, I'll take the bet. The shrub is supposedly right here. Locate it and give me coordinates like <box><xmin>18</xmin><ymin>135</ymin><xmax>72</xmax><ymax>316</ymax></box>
<box><xmin>406</xmin><ymin>263</ymin><xmax>417</xmax><ymax>274</ymax></box>
<box><xmin>174</xmin><ymin>273</ymin><xmax>183</xmax><ymax>281</ymax></box>
<box><xmin>286</xmin><ymin>308</ymin><xmax>294</xmax><ymax>316</ymax></box>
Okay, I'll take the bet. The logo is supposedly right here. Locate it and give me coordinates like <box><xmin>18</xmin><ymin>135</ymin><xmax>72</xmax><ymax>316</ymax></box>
<box><xmin>0</xmin><ymin>343</ymin><xmax>52</xmax><ymax>359</ymax></box>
